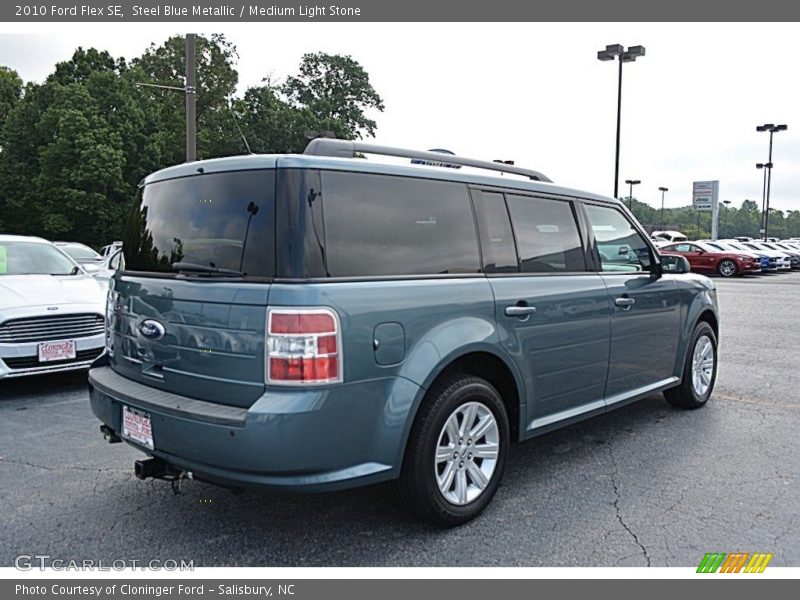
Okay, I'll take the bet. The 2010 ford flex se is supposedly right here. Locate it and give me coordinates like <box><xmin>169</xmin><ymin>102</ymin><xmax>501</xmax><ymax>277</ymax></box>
<box><xmin>89</xmin><ymin>140</ymin><xmax>719</xmax><ymax>525</ymax></box>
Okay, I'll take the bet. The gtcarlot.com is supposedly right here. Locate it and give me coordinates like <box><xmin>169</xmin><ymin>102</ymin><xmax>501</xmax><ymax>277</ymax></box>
<box><xmin>14</xmin><ymin>555</ymin><xmax>193</xmax><ymax>572</ymax></box>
